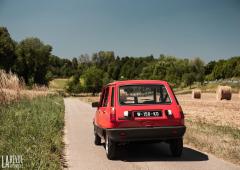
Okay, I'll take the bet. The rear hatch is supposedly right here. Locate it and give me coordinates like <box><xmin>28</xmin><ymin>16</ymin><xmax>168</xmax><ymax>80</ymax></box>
<box><xmin>115</xmin><ymin>84</ymin><xmax>183</xmax><ymax>128</ymax></box>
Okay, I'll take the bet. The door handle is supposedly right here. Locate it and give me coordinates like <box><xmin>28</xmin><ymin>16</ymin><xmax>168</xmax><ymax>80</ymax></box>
<box><xmin>103</xmin><ymin>110</ymin><xmax>106</xmax><ymax>114</ymax></box>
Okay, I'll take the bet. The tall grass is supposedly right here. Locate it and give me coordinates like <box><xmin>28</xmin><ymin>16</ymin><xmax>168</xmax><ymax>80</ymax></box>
<box><xmin>0</xmin><ymin>69</ymin><xmax>51</xmax><ymax>105</ymax></box>
<box><xmin>0</xmin><ymin>69</ymin><xmax>23</xmax><ymax>104</ymax></box>
<box><xmin>0</xmin><ymin>95</ymin><xmax>65</xmax><ymax>169</ymax></box>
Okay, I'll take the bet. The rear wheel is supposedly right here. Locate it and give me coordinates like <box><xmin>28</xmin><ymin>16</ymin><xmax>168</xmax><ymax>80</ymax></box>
<box><xmin>105</xmin><ymin>134</ymin><xmax>116</xmax><ymax>160</ymax></box>
<box><xmin>94</xmin><ymin>133</ymin><xmax>101</xmax><ymax>145</ymax></box>
<box><xmin>170</xmin><ymin>138</ymin><xmax>183</xmax><ymax>157</ymax></box>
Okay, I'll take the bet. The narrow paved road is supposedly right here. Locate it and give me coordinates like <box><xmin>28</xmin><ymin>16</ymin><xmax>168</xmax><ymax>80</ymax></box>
<box><xmin>64</xmin><ymin>98</ymin><xmax>240</xmax><ymax>170</ymax></box>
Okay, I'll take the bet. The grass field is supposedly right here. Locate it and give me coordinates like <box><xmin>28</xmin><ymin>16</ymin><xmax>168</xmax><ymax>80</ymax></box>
<box><xmin>49</xmin><ymin>78</ymin><xmax>68</xmax><ymax>90</ymax></box>
<box><xmin>179</xmin><ymin>93</ymin><xmax>240</xmax><ymax>165</ymax></box>
<box><xmin>0</xmin><ymin>95</ymin><xmax>65</xmax><ymax>169</ymax></box>
<box><xmin>185</xmin><ymin>120</ymin><xmax>240</xmax><ymax>165</ymax></box>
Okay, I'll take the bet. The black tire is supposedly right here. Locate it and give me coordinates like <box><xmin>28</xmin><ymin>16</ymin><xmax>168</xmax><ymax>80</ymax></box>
<box><xmin>94</xmin><ymin>133</ymin><xmax>101</xmax><ymax>145</ymax></box>
<box><xmin>170</xmin><ymin>138</ymin><xmax>183</xmax><ymax>157</ymax></box>
<box><xmin>105</xmin><ymin>134</ymin><xmax>116</xmax><ymax>160</ymax></box>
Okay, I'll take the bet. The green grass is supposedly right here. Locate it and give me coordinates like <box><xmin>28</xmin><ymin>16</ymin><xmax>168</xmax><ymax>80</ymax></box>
<box><xmin>184</xmin><ymin>120</ymin><xmax>240</xmax><ymax>165</ymax></box>
<box><xmin>0</xmin><ymin>95</ymin><xmax>65</xmax><ymax>169</ymax></box>
<box><xmin>49</xmin><ymin>78</ymin><xmax>68</xmax><ymax>90</ymax></box>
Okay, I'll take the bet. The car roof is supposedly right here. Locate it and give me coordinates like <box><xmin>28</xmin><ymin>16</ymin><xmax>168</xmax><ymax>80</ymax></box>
<box><xmin>107</xmin><ymin>80</ymin><xmax>168</xmax><ymax>86</ymax></box>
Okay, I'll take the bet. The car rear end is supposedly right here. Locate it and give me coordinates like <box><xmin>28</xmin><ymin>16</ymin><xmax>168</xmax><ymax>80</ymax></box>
<box><xmin>106</xmin><ymin>80</ymin><xmax>185</xmax><ymax>143</ymax></box>
<box><xmin>95</xmin><ymin>80</ymin><xmax>186</xmax><ymax>159</ymax></box>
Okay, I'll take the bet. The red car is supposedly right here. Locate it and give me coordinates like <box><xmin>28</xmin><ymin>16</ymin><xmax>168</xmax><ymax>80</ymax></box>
<box><xmin>92</xmin><ymin>80</ymin><xmax>186</xmax><ymax>160</ymax></box>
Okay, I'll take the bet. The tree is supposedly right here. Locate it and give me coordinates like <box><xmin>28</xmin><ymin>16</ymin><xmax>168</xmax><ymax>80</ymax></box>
<box><xmin>112</xmin><ymin>56</ymin><xmax>121</xmax><ymax>80</ymax></box>
<box><xmin>81</xmin><ymin>67</ymin><xmax>104</xmax><ymax>94</ymax></box>
<box><xmin>92</xmin><ymin>51</ymin><xmax>115</xmax><ymax>72</ymax></box>
<box><xmin>205</xmin><ymin>61</ymin><xmax>216</xmax><ymax>76</ymax></box>
<box><xmin>72</xmin><ymin>57</ymin><xmax>78</xmax><ymax>70</ymax></box>
<box><xmin>66</xmin><ymin>74</ymin><xmax>82</xmax><ymax>93</ymax></box>
<box><xmin>182</xmin><ymin>73</ymin><xmax>195</xmax><ymax>87</ymax></box>
<box><xmin>190</xmin><ymin>57</ymin><xmax>205</xmax><ymax>83</ymax></box>
<box><xmin>0</xmin><ymin>27</ymin><xmax>16</xmax><ymax>71</ymax></box>
<box><xmin>15</xmin><ymin>37</ymin><xmax>52</xmax><ymax>85</ymax></box>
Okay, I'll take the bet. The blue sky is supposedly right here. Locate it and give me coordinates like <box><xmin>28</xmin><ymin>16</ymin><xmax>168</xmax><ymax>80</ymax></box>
<box><xmin>0</xmin><ymin>0</ymin><xmax>240</xmax><ymax>62</ymax></box>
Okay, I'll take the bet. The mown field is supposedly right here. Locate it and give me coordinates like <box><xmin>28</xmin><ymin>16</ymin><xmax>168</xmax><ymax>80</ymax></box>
<box><xmin>78</xmin><ymin>93</ymin><xmax>240</xmax><ymax>166</ymax></box>
<box><xmin>179</xmin><ymin>93</ymin><xmax>240</xmax><ymax>165</ymax></box>
<box><xmin>0</xmin><ymin>95</ymin><xmax>65</xmax><ymax>169</ymax></box>
<box><xmin>49</xmin><ymin>78</ymin><xmax>68</xmax><ymax>90</ymax></box>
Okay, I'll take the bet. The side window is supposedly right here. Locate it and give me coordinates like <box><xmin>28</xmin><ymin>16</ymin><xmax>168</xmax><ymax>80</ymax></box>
<box><xmin>157</xmin><ymin>86</ymin><xmax>171</xmax><ymax>103</ymax></box>
<box><xmin>99</xmin><ymin>88</ymin><xmax>106</xmax><ymax>107</ymax></box>
<box><xmin>111</xmin><ymin>87</ymin><xmax>114</xmax><ymax>107</ymax></box>
<box><xmin>102</xmin><ymin>87</ymin><xmax>110</xmax><ymax>107</ymax></box>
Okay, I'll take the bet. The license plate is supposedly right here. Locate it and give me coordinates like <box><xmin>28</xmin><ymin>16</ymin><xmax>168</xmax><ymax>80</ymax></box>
<box><xmin>134</xmin><ymin>111</ymin><xmax>162</xmax><ymax>117</ymax></box>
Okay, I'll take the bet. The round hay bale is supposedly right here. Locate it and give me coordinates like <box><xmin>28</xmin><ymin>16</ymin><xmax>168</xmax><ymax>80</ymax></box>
<box><xmin>192</xmin><ymin>89</ymin><xmax>201</xmax><ymax>99</ymax></box>
<box><xmin>216</xmin><ymin>85</ymin><xmax>232</xmax><ymax>100</ymax></box>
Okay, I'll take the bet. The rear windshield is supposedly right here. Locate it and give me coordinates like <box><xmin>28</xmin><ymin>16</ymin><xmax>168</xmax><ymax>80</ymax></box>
<box><xmin>119</xmin><ymin>84</ymin><xmax>171</xmax><ymax>105</ymax></box>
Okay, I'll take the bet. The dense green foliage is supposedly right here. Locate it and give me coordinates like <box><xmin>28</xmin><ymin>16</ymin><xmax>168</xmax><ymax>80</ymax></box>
<box><xmin>205</xmin><ymin>57</ymin><xmax>240</xmax><ymax>80</ymax></box>
<box><xmin>0</xmin><ymin>95</ymin><xmax>64</xmax><ymax>169</ymax></box>
<box><xmin>15</xmin><ymin>38</ymin><xmax>52</xmax><ymax>84</ymax></box>
<box><xmin>48</xmin><ymin>55</ymin><xmax>77</xmax><ymax>78</ymax></box>
<box><xmin>66</xmin><ymin>52</ymin><xmax>240</xmax><ymax>93</ymax></box>
<box><xmin>0</xmin><ymin>27</ymin><xmax>16</xmax><ymax>71</ymax></box>
<box><xmin>0</xmin><ymin>26</ymin><xmax>239</xmax><ymax>90</ymax></box>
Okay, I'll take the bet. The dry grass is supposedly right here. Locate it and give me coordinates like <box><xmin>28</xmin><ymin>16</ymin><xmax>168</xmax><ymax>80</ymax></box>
<box><xmin>0</xmin><ymin>69</ymin><xmax>52</xmax><ymax>104</ymax></box>
<box><xmin>184</xmin><ymin>121</ymin><xmax>240</xmax><ymax>165</ymax></box>
<box><xmin>178</xmin><ymin>93</ymin><xmax>240</xmax><ymax>165</ymax></box>
<box><xmin>178</xmin><ymin>93</ymin><xmax>240</xmax><ymax>129</ymax></box>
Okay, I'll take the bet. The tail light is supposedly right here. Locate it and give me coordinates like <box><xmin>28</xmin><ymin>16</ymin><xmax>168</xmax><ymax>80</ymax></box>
<box><xmin>179</xmin><ymin>106</ymin><xmax>185</xmax><ymax>125</ymax></box>
<box><xmin>165</xmin><ymin>110</ymin><xmax>173</xmax><ymax>117</ymax></box>
<box><xmin>110</xmin><ymin>107</ymin><xmax>116</xmax><ymax>122</ymax></box>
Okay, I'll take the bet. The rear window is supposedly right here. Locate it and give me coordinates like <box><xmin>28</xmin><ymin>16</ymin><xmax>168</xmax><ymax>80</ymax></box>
<box><xmin>119</xmin><ymin>84</ymin><xmax>171</xmax><ymax>105</ymax></box>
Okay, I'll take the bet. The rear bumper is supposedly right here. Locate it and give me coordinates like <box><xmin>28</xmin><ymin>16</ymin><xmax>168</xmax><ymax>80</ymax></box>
<box><xmin>106</xmin><ymin>126</ymin><xmax>186</xmax><ymax>142</ymax></box>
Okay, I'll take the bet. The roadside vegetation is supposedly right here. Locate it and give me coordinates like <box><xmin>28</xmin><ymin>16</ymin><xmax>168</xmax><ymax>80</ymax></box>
<box><xmin>0</xmin><ymin>70</ymin><xmax>65</xmax><ymax>169</ymax></box>
<box><xmin>0</xmin><ymin>95</ymin><xmax>65</xmax><ymax>169</ymax></box>
<box><xmin>185</xmin><ymin>120</ymin><xmax>240</xmax><ymax>165</ymax></box>
<box><xmin>0</xmin><ymin>70</ymin><xmax>51</xmax><ymax>105</ymax></box>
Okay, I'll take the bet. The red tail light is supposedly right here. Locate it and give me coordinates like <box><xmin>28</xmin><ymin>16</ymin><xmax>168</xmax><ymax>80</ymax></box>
<box><xmin>179</xmin><ymin>106</ymin><xmax>185</xmax><ymax>125</ymax></box>
<box><xmin>110</xmin><ymin>108</ymin><xmax>116</xmax><ymax>122</ymax></box>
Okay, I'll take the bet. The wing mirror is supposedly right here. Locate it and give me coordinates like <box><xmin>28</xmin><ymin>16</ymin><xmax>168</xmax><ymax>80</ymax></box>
<box><xmin>92</xmin><ymin>102</ymin><xmax>99</xmax><ymax>108</ymax></box>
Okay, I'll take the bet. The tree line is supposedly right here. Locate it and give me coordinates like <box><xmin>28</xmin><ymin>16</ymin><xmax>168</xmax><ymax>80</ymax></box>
<box><xmin>65</xmin><ymin>52</ymin><xmax>240</xmax><ymax>93</ymax></box>
<box><xmin>0</xmin><ymin>26</ymin><xmax>239</xmax><ymax>92</ymax></box>
<box><xmin>0</xmin><ymin>27</ymin><xmax>76</xmax><ymax>85</ymax></box>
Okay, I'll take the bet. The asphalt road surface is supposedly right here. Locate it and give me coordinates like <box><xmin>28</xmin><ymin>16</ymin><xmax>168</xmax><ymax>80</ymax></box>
<box><xmin>64</xmin><ymin>98</ymin><xmax>240</xmax><ymax>170</ymax></box>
